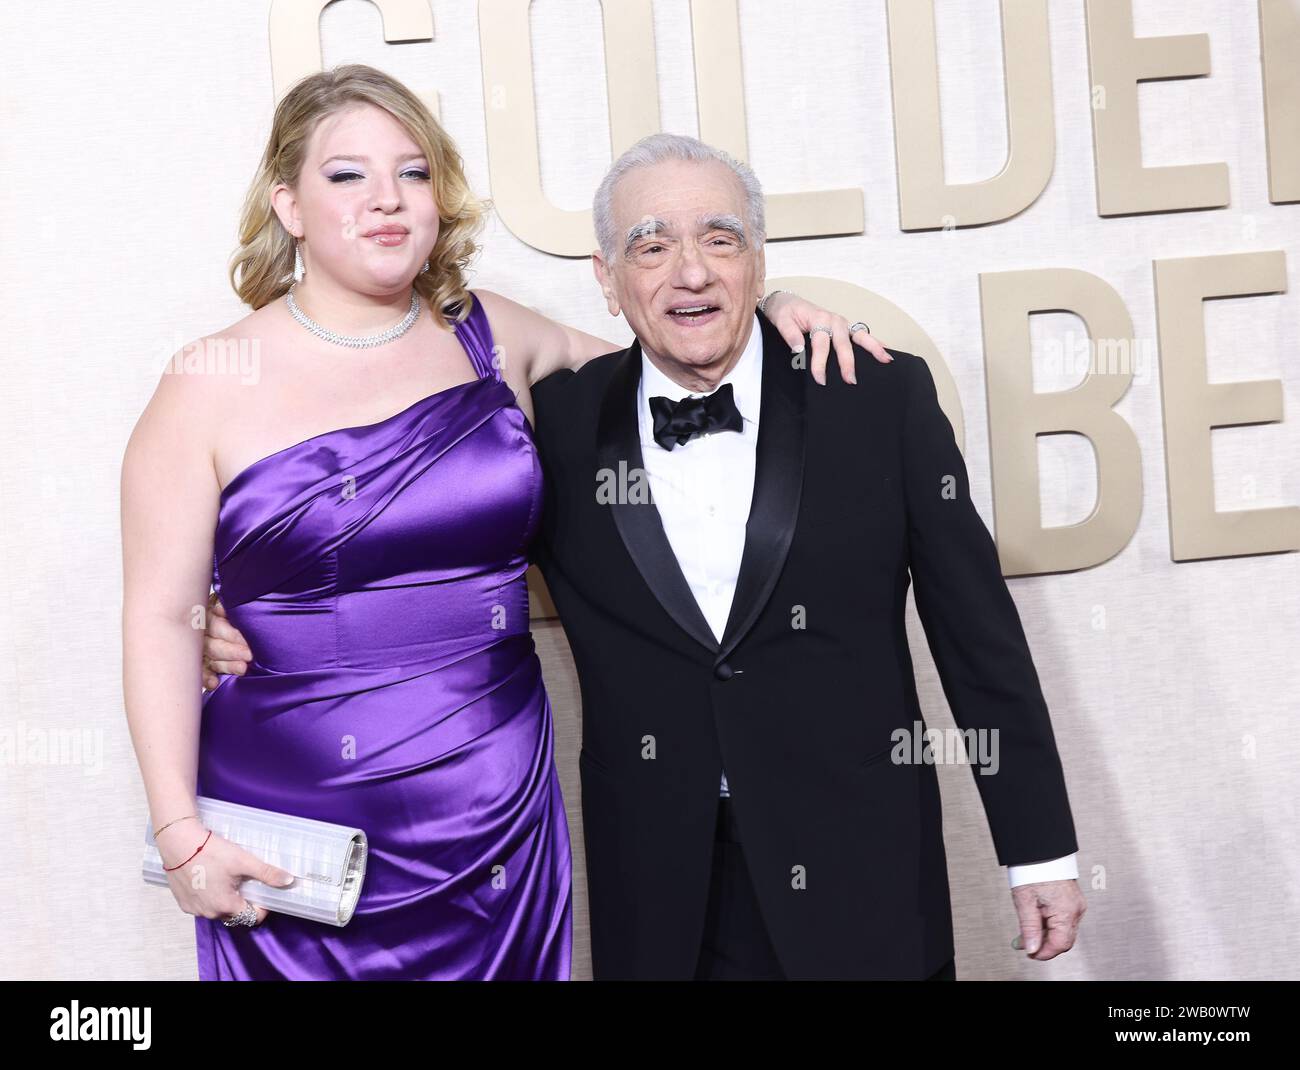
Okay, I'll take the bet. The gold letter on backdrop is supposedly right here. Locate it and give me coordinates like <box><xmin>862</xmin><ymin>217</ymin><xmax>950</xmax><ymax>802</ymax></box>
<box><xmin>478</xmin><ymin>0</ymin><xmax>864</xmax><ymax>256</ymax></box>
<box><xmin>888</xmin><ymin>0</ymin><xmax>1055</xmax><ymax>229</ymax></box>
<box><xmin>1084</xmin><ymin>0</ymin><xmax>1229</xmax><ymax>215</ymax></box>
<box><xmin>1260</xmin><ymin>0</ymin><xmax>1300</xmax><ymax>204</ymax></box>
<box><xmin>269</xmin><ymin>0</ymin><xmax>438</xmax><ymax>114</ymax></box>
<box><xmin>1154</xmin><ymin>252</ymin><xmax>1299</xmax><ymax>561</ymax></box>
<box><xmin>979</xmin><ymin>269</ymin><xmax>1143</xmax><ymax>576</ymax></box>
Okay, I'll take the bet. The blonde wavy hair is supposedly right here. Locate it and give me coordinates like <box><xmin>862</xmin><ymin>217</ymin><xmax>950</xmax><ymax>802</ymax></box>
<box><xmin>228</xmin><ymin>63</ymin><xmax>488</xmax><ymax>329</ymax></box>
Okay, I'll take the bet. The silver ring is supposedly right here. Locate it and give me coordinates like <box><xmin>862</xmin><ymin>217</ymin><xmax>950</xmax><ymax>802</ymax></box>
<box><xmin>849</xmin><ymin>321</ymin><xmax>870</xmax><ymax>334</ymax></box>
<box><xmin>222</xmin><ymin>903</ymin><xmax>258</xmax><ymax>928</ymax></box>
<box><xmin>810</xmin><ymin>325</ymin><xmax>834</xmax><ymax>338</ymax></box>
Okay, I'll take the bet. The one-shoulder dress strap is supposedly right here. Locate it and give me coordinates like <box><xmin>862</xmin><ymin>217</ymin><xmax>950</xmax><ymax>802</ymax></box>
<box><xmin>450</xmin><ymin>291</ymin><xmax>501</xmax><ymax>382</ymax></box>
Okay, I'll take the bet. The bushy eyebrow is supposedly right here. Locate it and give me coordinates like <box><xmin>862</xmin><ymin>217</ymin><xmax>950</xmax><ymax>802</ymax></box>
<box><xmin>623</xmin><ymin>213</ymin><xmax>748</xmax><ymax>256</ymax></box>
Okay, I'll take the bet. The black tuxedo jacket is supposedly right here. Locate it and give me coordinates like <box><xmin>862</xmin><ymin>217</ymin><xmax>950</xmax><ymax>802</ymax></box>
<box><xmin>529</xmin><ymin>309</ymin><xmax>1078</xmax><ymax>980</ymax></box>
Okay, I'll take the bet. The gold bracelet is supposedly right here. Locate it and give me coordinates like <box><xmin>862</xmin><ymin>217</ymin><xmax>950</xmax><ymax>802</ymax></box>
<box><xmin>155</xmin><ymin>813</ymin><xmax>200</xmax><ymax>837</ymax></box>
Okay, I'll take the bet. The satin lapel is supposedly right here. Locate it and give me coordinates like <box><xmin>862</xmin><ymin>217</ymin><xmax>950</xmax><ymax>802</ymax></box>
<box><xmin>718</xmin><ymin>312</ymin><xmax>808</xmax><ymax>661</ymax></box>
<box><xmin>595</xmin><ymin>341</ymin><xmax>721</xmax><ymax>654</ymax></box>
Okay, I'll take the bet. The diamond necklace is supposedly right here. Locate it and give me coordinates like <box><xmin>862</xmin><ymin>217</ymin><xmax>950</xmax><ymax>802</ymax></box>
<box><xmin>285</xmin><ymin>283</ymin><xmax>421</xmax><ymax>349</ymax></box>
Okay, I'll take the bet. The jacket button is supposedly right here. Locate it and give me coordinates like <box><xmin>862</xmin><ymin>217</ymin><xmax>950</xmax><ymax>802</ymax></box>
<box><xmin>714</xmin><ymin>662</ymin><xmax>734</xmax><ymax>681</ymax></box>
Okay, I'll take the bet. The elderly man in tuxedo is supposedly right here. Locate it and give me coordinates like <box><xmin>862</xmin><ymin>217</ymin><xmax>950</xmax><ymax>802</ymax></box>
<box><xmin>206</xmin><ymin>133</ymin><xmax>1086</xmax><ymax>980</ymax></box>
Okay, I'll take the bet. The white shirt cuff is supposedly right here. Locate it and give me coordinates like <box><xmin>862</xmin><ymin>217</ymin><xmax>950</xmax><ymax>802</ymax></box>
<box><xmin>1007</xmin><ymin>852</ymin><xmax>1078</xmax><ymax>888</ymax></box>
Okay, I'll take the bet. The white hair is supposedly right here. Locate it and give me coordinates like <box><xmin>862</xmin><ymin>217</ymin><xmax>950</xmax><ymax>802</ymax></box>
<box><xmin>592</xmin><ymin>133</ymin><xmax>766</xmax><ymax>261</ymax></box>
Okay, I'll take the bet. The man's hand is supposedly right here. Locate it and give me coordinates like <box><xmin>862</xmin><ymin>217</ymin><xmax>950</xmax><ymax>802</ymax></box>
<box><xmin>761</xmin><ymin>291</ymin><xmax>893</xmax><ymax>384</ymax></box>
<box><xmin>202</xmin><ymin>592</ymin><xmax>253</xmax><ymax>690</ymax></box>
<box><xmin>1011</xmin><ymin>879</ymin><xmax>1086</xmax><ymax>960</ymax></box>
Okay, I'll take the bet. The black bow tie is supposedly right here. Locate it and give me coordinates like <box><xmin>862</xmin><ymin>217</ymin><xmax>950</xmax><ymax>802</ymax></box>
<box><xmin>649</xmin><ymin>382</ymin><xmax>744</xmax><ymax>451</ymax></box>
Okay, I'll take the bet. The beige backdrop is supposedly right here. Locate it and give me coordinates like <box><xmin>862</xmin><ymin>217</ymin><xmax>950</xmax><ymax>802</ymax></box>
<box><xmin>1</xmin><ymin>0</ymin><xmax>1297</xmax><ymax>980</ymax></box>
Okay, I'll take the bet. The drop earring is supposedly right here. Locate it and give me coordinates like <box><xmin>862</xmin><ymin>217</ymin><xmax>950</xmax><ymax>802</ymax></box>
<box><xmin>420</xmin><ymin>258</ymin><xmax>430</xmax><ymax>273</ymax></box>
<box><xmin>293</xmin><ymin>239</ymin><xmax>305</xmax><ymax>282</ymax></box>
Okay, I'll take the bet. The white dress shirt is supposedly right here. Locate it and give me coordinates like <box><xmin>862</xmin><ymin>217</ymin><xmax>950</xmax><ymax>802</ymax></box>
<box><xmin>635</xmin><ymin>314</ymin><xmax>1077</xmax><ymax>889</ymax></box>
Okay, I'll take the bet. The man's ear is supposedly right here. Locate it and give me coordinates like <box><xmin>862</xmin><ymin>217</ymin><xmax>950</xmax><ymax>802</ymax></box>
<box><xmin>591</xmin><ymin>251</ymin><xmax>620</xmax><ymax>316</ymax></box>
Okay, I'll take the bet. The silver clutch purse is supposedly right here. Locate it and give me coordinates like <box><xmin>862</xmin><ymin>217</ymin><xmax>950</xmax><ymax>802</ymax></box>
<box><xmin>143</xmin><ymin>796</ymin><xmax>368</xmax><ymax>927</ymax></box>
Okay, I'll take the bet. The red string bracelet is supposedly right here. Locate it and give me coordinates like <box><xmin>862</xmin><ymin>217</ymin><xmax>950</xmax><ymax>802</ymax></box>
<box><xmin>163</xmin><ymin>829</ymin><xmax>212</xmax><ymax>872</ymax></box>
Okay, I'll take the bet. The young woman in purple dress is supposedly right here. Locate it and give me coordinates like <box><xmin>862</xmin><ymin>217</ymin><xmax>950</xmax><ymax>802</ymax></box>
<box><xmin>121</xmin><ymin>64</ymin><xmax>884</xmax><ymax>980</ymax></box>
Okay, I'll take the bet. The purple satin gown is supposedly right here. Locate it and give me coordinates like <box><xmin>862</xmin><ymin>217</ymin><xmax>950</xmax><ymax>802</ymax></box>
<box><xmin>195</xmin><ymin>295</ymin><xmax>572</xmax><ymax>980</ymax></box>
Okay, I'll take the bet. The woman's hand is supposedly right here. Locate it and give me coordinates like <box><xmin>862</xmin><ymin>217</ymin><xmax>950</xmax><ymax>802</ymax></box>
<box><xmin>156</xmin><ymin>819</ymin><xmax>294</xmax><ymax>927</ymax></box>
<box><xmin>761</xmin><ymin>291</ymin><xmax>893</xmax><ymax>384</ymax></box>
<box><xmin>202</xmin><ymin>593</ymin><xmax>253</xmax><ymax>690</ymax></box>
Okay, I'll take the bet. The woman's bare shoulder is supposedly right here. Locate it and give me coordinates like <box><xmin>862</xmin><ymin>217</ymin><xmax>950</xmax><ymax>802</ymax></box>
<box><xmin>134</xmin><ymin>304</ymin><xmax>280</xmax><ymax>444</ymax></box>
<box><xmin>469</xmin><ymin>287</ymin><xmax>546</xmax><ymax>384</ymax></box>
<box><xmin>469</xmin><ymin>286</ymin><xmax>521</xmax><ymax>317</ymax></box>
<box><xmin>470</xmin><ymin>287</ymin><xmax>539</xmax><ymax>343</ymax></box>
